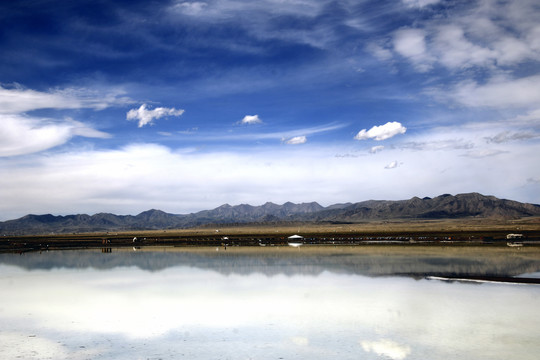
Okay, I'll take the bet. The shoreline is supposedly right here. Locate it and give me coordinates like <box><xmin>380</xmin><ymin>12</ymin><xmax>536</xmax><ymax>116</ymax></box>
<box><xmin>2</xmin><ymin>233</ymin><xmax>540</xmax><ymax>254</ymax></box>
<box><xmin>2</xmin><ymin>219</ymin><xmax>540</xmax><ymax>254</ymax></box>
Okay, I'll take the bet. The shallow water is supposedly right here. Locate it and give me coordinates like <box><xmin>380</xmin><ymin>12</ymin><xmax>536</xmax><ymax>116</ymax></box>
<box><xmin>1</xmin><ymin>246</ymin><xmax>539</xmax><ymax>360</ymax></box>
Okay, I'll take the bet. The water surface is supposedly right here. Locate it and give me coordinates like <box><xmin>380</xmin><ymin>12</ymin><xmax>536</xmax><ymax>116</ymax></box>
<box><xmin>1</xmin><ymin>246</ymin><xmax>539</xmax><ymax>359</ymax></box>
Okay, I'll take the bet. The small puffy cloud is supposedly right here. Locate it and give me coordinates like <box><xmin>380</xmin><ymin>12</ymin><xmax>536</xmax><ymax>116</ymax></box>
<box><xmin>385</xmin><ymin>161</ymin><xmax>399</xmax><ymax>169</ymax></box>
<box><xmin>283</xmin><ymin>136</ymin><xmax>307</xmax><ymax>145</ymax></box>
<box><xmin>240</xmin><ymin>114</ymin><xmax>262</xmax><ymax>125</ymax></box>
<box><xmin>369</xmin><ymin>145</ymin><xmax>385</xmax><ymax>154</ymax></box>
<box><xmin>361</xmin><ymin>339</ymin><xmax>411</xmax><ymax>360</ymax></box>
<box><xmin>354</xmin><ymin>121</ymin><xmax>407</xmax><ymax>141</ymax></box>
<box><xmin>127</xmin><ymin>104</ymin><xmax>185</xmax><ymax>128</ymax></box>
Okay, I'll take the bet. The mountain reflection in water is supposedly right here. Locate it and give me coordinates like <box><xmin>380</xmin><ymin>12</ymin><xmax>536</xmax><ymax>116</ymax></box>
<box><xmin>0</xmin><ymin>246</ymin><xmax>539</xmax><ymax>360</ymax></box>
<box><xmin>2</xmin><ymin>245</ymin><xmax>540</xmax><ymax>278</ymax></box>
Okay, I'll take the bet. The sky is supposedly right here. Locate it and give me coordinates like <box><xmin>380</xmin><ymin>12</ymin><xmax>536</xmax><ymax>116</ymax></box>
<box><xmin>1</xmin><ymin>0</ymin><xmax>539</xmax><ymax>220</ymax></box>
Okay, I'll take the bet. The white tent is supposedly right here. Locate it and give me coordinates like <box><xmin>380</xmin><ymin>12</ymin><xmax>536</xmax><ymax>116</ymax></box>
<box><xmin>287</xmin><ymin>235</ymin><xmax>304</xmax><ymax>247</ymax></box>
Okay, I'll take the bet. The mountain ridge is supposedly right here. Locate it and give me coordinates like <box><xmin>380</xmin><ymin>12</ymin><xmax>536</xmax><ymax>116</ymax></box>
<box><xmin>1</xmin><ymin>193</ymin><xmax>539</xmax><ymax>235</ymax></box>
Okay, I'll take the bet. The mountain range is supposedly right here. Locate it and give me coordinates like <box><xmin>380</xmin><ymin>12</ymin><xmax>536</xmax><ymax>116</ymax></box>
<box><xmin>1</xmin><ymin>193</ymin><xmax>539</xmax><ymax>235</ymax></box>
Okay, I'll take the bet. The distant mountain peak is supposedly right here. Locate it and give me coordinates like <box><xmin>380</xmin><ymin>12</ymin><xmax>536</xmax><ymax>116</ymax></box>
<box><xmin>138</xmin><ymin>209</ymin><xmax>166</xmax><ymax>215</ymax></box>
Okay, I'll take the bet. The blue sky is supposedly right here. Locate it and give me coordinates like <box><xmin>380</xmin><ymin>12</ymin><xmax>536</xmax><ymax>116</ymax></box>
<box><xmin>1</xmin><ymin>0</ymin><xmax>539</xmax><ymax>219</ymax></box>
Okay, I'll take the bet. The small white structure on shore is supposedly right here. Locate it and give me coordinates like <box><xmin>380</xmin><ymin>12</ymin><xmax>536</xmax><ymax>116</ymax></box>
<box><xmin>506</xmin><ymin>233</ymin><xmax>523</xmax><ymax>239</ymax></box>
<box><xmin>287</xmin><ymin>235</ymin><xmax>304</xmax><ymax>247</ymax></box>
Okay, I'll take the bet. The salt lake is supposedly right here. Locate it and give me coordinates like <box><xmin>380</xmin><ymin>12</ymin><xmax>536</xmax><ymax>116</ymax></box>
<box><xmin>1</xmin><ymin>246</ymin><xmax>539</xmax><ymax>360</ymax></box>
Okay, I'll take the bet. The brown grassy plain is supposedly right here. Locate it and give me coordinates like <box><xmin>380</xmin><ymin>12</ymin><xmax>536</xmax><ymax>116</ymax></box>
<box><xmin>146</xmin><ymin>217</ymin><xmax>540</xmax><ymax>236</ymax></box>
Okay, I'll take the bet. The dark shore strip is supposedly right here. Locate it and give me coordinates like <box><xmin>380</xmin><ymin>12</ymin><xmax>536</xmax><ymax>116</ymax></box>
<box><xmin>427</xmin><ymin>275</ymin><xmax>540</xmax><ymax>285</ymax></box>
<box><xmin>1</xmin><ymin>229</ymin><xmax>540</xmax><ymax>254</ymax></box>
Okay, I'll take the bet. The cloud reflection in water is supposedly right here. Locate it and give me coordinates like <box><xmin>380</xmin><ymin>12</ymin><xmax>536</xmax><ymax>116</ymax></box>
<box><xmin>0</xmin><ymin>248</ymin><xmax>539</xmax><ymax>359</ymax></box>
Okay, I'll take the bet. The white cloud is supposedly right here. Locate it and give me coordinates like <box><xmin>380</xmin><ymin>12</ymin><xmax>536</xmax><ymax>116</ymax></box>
<box><xmin>1</xmin><ymin>133</ymin><xmax>539</xmax><ymax>220</ymax></box>
<box><xmin>370</xmin><ymin>145</ymin><xmax>385</xmax><ymax>153</ymax></box>
<box><xmin>212</xmin><ymin>123</ymin><xmax>344</xmax><ymax>142</ymax></box>
<box><xmin>386</xmin><ymin>1</ymin><xmax>540</xmax><ymax>76</ymax></box>
<box><xmin>393</xmin><ymin>28</ymin><xmax>433</xmax><ymax>71</ymax></box>
<box><xmin>432</xmin><ymin>25</ymin><xmax>496</xmax><ymax>69</ymax></box>
<box><xmin>126</xmin><ymin>104</ymin><xmax>185</xmax><ymax>128</ymax></box>
<box><xmin>68</xmin><ymin>119</ymin><xmax>111</xmax><ymax>139</ymax></box>
<box><xmin>527</xmin><ymin>25</ymin><xmax>540</xmax><ymax>52</ymax></box>
<box><xmin>240</xmin><ymin>114</ymin><xmax>262</xmax><ymax>125</ymax></box>
<box><xmin>1</xmin><ymin>115</ymin><xmax>71</xmax><ymax>157</ymax></box>
<box><xmin>430</xmin><ymin>25</ymin><xmax>536</xmax><ymax>70</ymax></box>
<box><xmin>366</xmin><ymin>43</ymin><xmax>393</xmax><ymax>61</ymax></box>
<box><xmin>462</xmin><ymin>149</ymin><xmax>507</xmax><ymax>159</ymax></box>
<box><xmin>169</xmin><ymin>0</ymin><xmax>322</xmax><ymax>35</ymax></box>
<box><xmin>385</xmin><ymin>160</ymin><xmax>399</xmax><ymax>169</ymax></box>
<box><xmin>178</xmin><ymin>127</ymin><xmax>199</xmax><ymax>134</ymax></box>
<box><xmin>354</xmin><ymin>122</ymin><xmax>407</xmax><ymax>141</ymax></box>
<box><xmin>0</xmin><ymin>115</ymin><xmax>111</xmax><ymax>157</ymax></box>
<box><xmin>283</xmin><ymin>136</ymin><xmax>307</xmax><ymax>145</ymax></box>
<box><xmin>402</xmin><ymin>0</ymin><xmax>441</xmax><ymax>8</ymax></box>
<box><xmin>168</xmin><ymin>0</ymin><xmax>338</xmax><ymax>51</ymax></box>
<box><xmin>398</xmin><ymin>139</ymin><xmax>474</xmax><ymax>151</ymax></box>
<box><xmin>493</xmin><ymin>36</ymin><xmax>535</xmax><ymax>65</ymax></box>
<box><xmin>512</xmin><ymin>108</ymin><xmax>540</xmax><ymax>124</ymax></box>
<box><xmin>174</xmin><ymin>1</ymin><xmax>208</xmax><ymax>15</ymax></box>
<box><xmin>0</xmin><ymin>85</ymin><xmax>125</xmax><ymax>156</ymax></box>
<box><xmin>485</xmin><ymin>131</ymin><xmax>538</xmax><ymax>144</ymax></box>
<box><xmin>0</xmin><ymin>85</ymin><xmax>131</xmax><ymax>114</ymax></box>
<box><xmin>172</xmin><ymin>123</ymin><xmax>344</xmax><ymax>147</ymax></box>
<box><xmin>361</xmin><ymin>339</ymin><xmax>411</xmax><ymax>360</ymax></box>
<box><xmin>447</xmin><ymin>75</ymin><xmax>540</xmax><ymax>108</ymax></box>
<box><xmin>394</xmin><ymin>29</ymin><xmax>426</xmax><ymax>58</ymax></box>
<box><xmin>0</xmin><ymin>86</ymin><xmax>81</xmax><ymax>114</ymax></box>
